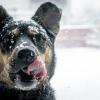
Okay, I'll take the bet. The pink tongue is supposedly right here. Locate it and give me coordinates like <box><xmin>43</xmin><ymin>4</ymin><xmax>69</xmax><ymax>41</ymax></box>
<box><xmin>26</xmin><ymin>59</ymin><xmax>47</xmax><ymax>80</ymax></box>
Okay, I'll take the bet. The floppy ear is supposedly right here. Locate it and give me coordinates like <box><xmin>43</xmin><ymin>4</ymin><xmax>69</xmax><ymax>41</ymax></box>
<box><xmin>0</xmin><ymin>6</ymin><xmax>12</xmax><ymax>31</ymax></box>
<box><xmin>32</xmin><ymin>2</ymin><xmax>62</xmax><ymax>36</ymax></box>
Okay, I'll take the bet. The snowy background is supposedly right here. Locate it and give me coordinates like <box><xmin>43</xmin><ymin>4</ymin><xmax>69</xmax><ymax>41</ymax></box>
<box><xmin>1</xmin><ymin>0</ymin><xmax>100</xmax><ymax>100</ymax></box>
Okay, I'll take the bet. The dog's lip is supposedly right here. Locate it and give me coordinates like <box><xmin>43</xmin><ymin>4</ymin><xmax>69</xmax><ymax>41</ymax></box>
<box><xmin>14</xmin><ymin>74</ymin><xmax>39</xmax><ymax>90</ymax></box>
<box><xmin>17</xmin><ymin>70</ymin><xmax>35</xmax><ymax>82</ymax></box>
<box><xmin>9</xmin><ymin>59</ymin><xmax>48</xmax><ymax>90</ymax></box>
<box><xmin>9</xmin><ymin>59</ymin><xmax>47</xmax><ymax>83</ymax></box>
<box><xmin>20</xmin><ymin>59</ymin><xmax>47</xmax><ymax>80</ymax></box>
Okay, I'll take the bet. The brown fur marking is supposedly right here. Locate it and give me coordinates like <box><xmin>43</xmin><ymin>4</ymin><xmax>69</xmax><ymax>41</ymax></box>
<box><xmin>11</xmin><ymin>28</ymin><xmax>19</xmax><ymax>36</ymax></box>
<box><xmin>0</xmin><ymin>52</ymin><xmax>12</xmax><ymax>85</ymax></box>
<box><xmin>44</xmin><ymin>48</ymin><xmax>52</xmax><ymax>67</ymax></box>
<box><xmin>0</xmin><ymin>53</ymin><xmax>4</xmax><ymax>73</ymax></box>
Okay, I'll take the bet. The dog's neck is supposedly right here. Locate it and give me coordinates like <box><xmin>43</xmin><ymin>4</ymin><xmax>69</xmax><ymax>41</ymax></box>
<box><xmin>0</xmin><ymin>82</ymin><xmax>55</xmax><ymax>100</ymax></box>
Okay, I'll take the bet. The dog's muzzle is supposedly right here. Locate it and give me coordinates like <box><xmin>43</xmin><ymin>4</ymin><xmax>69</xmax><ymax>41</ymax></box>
<box><xmin>8</xmin><ymin>36</ymin><xmax>47</xmax><ymax>90</ymax></box>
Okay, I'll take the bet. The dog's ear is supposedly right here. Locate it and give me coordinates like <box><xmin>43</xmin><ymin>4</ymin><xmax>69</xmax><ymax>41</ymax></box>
<box><xmin>0</xmin><ymin>6</ymin><xmax>12</xmax><ymax>31</ymax></box>
<box><xmin>32</xmin><ymin>2</ymin><xmax>62</xmax><ymax>36</ymax></box>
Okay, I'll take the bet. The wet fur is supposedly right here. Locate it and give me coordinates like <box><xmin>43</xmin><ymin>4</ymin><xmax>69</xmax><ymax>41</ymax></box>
<box><xmin>0</xmin><ymin>2</ymin><xmax>61</xmax><ymax>100</ymax></box>
<box><xmin>0</xmin><ymin>82</ymin><xmax>55</xmax><ymax>100</ymax></box>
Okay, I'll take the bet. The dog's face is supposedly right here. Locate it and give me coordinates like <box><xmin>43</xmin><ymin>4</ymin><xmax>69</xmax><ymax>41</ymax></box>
<box><xmin>0</xmin><ymin>2</ymin><xmax>61</xmax><ymax>90</ymax></box>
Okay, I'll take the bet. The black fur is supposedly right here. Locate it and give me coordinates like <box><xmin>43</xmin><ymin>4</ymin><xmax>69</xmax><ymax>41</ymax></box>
<box><xmin>0</xmin><ymin>82</ymin><xmax>55</xmax><ymax>100</ymax></box>
<box><xmin>0</xmin><ymin>2</ymin><xmax>61</xmax><ymax>100</ymax></box>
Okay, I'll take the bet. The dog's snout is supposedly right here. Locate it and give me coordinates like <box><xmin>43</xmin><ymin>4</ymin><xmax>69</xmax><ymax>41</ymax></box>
<box><xmin>17</xmin><ymin>49</ymin><xmax>35</xmax><ymax>63</ymax></box>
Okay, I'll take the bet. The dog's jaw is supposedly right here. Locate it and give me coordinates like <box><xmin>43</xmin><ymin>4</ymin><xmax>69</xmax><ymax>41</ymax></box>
<box><xmin>14</xmin><ymin>76</ymin><xmax>39</xmax><ymax>90</ymax></box>
<box><xmin>8</xmin><ymin>58</ymin><xmax>48</xmax><ymax>91</ymax></box>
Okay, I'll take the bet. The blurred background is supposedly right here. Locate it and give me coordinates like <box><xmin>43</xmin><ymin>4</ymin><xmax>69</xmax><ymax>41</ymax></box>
<box><xmin>1</xmin><ymin>0</ymin><xmax>100</xmax><ymax>100</ymax></box>
<box><xmin>1</xmin><ymin>0</ymin><xmax>100</xmax><ymax>47</ymax></box>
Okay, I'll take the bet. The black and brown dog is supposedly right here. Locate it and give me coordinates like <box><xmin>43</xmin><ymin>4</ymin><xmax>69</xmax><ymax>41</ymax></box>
<box><xmin>0</xmin><ymin>2</ymin><xmax>61</xmax><ymax>100</ymax></box>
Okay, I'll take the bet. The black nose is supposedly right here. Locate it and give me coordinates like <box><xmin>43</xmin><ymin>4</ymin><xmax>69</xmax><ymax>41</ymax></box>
<box><xmin>17</xmin><ymin>49</ymin><xmax>35</xmax><ymax>63</ymax></box>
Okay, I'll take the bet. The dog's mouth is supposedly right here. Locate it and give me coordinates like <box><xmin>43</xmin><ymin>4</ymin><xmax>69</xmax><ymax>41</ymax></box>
<box><xmin>10</xmin><ymin>59</ymin><xmax>48</xmax><ymax>90</ymax></box>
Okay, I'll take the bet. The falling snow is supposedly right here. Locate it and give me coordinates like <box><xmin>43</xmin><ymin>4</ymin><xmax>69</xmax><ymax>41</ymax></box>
<box><xmin>1</xmin><ymin>0</ymin><xmax>100</xmax><ymax>100</ymax></box>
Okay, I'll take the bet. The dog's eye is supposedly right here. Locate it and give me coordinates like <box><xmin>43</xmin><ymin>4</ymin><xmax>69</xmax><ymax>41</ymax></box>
<box><xmin>31</xmin><ymin>34</ymin><xmax>47</xmax><ymax>53</ymax></box>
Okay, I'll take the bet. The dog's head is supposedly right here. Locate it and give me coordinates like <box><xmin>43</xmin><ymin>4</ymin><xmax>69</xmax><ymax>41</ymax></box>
<box><xmin>0</xmin><ymin>2</ymin><xmax>61</xmax><ymax>91</ymax></box>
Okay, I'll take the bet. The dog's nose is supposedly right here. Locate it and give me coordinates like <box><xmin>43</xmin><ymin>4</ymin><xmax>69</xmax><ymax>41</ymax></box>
<box><xmin>17</xmin><ymin>49</ymin><xmax>35</xmax><ymax>63</ymax></box>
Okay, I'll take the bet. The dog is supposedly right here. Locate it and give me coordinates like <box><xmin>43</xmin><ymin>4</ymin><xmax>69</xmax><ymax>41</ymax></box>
<box><xmin>0</xmin><ymin>2</ymin><xmax>61</xmax><ymax>100</ymax></box>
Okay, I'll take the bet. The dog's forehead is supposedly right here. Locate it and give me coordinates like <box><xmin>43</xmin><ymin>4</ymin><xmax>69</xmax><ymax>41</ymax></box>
<box><xmin>16</xmin><ymin>20</ymin><xmax>46</xmax><ymax>33</ymax></box>
<box><xmin>0</xmin><ymin>20</ymin><xmax>47</xmax><ymax>38</ymax></box>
